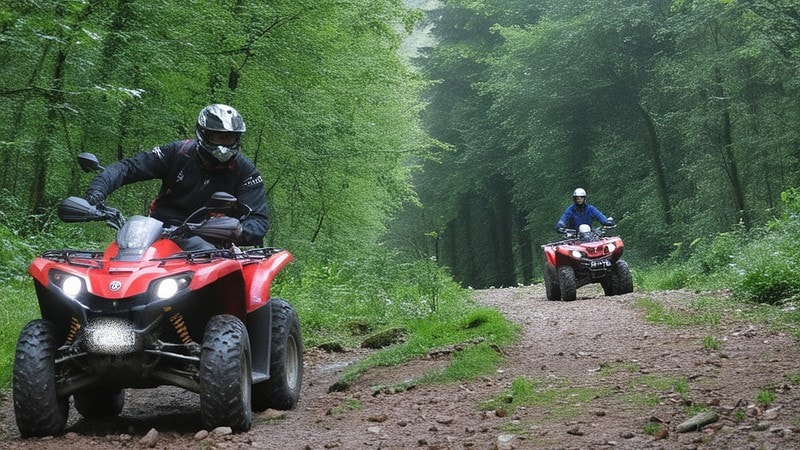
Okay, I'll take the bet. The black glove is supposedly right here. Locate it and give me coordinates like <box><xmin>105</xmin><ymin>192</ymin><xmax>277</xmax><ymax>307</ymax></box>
<box><xmin>86</xmin><ymin>190</ymin><xmax>106</xmax><ymax>206</ymax></box>
<box><xmin>605</xmin><ymin>217</ymin><xmax>615</xmax><ymax>227</ymax></box>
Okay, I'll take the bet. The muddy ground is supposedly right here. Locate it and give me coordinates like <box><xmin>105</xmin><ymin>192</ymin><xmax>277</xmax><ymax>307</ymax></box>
<box><xmin>1</xmin><ymin>284</ymin><xmax>799</xmax><ymax>449</ymax></box>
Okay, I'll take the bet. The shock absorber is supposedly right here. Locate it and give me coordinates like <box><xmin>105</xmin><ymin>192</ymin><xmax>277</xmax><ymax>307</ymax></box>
<box><xmin>169</xmin><ymin>313</ymin><xmax>193</xmax><ymax>344</ymax></box>
<box><xmin>65</xmin><ymin>316</ymin><xmax>81</xmax><ymax>344</ymax></box>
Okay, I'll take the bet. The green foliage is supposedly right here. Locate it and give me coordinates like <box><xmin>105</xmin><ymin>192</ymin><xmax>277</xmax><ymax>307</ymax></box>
<box><xmin>0</xmin><ymin>279</ymin><xmax>38</xmax><ymax>388</ymax></box>
<box><xmin>276</xmin><ymin>248</ymin><xmax>473</xmax><ymax>347</ymax></box>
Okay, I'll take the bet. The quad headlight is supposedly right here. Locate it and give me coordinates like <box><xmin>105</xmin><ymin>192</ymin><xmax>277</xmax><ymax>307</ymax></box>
<box><xmin>606</xmin><ymin>243</ymin><xmax>616</xmax><ymax>253</ymax></box>
<box><xmin>152</xmin><ymin>273</ymin><xmax>192</xmax><ymax>300</ymax></box>
<box><xmin>571</xmin><ymin>250</ymin><xmax>584</xmax><ymax>259</ymax></box>
<box><xmin>50</xmin><ymin>270</ymin><xmax>85</xmax><ymax>299</ymax></box>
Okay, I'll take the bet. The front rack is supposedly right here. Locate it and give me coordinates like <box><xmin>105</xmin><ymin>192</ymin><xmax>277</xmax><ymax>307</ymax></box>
<box><xmin>40</xmin><ymin>247</ymin><xmax>286</xmax><ymax>267</ymax></box>
<box><xmin>40</xmin><ymin>249</ymin><xmax>105</xmax><ymax>269</ymax></box>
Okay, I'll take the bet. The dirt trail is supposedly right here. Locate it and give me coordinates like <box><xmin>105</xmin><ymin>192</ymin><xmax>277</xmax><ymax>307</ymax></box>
<box><xmin>1</xmin><ymin>284</ymin><xmax>799</xmax><ymax>449</ymax></box>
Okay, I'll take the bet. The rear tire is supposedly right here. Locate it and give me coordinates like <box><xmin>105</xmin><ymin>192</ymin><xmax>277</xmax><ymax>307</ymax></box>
<box><xmin>74</xmin><ymin>388</ymin><xmax>125</xmax><ymax>418</ymax></box>
<box><xmin>543</xmin><ymin>264</ymin><xmax>561</xmax><ymax>301</ymax></box>
<box><xmin>252</xmin><ymin>298</ymin><xmax>303</xmax><ymax>411</ymax></box>
<box><xmin>199</xmin><ymin>315</ymin><xmax>252</xmax><ymax>432</ymax></box>
<box><xmin>13</xmin><ymin>320</ymin><xmax>69</xmax><ymax>438</ymax></box>
<box><xmin>611</xmin><ymin>260</ymin><xmax>633</xmax><ymax>295</ymax></box>
<box><xmin>558</xmin><ymin>266</ymin><xmax>577</xmax><ymax>301</ymax></box>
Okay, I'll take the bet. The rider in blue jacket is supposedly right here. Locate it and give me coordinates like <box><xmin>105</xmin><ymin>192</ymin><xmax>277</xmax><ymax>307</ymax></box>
<box><xmin>555</xmin><ymin>188</ymin><xmax>614</xmax><ymax>233</ymax></box>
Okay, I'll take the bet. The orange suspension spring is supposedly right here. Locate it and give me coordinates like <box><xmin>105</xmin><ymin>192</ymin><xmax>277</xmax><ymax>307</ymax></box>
<box><xmin>65</xmin><ymin>317</ymin><xmax>81</xmax><ymax>344</ymax></box>
<box><xmin>169</xmin><ymin>313</ymin><xmax>192</xmax><ymax>344</ymax></box>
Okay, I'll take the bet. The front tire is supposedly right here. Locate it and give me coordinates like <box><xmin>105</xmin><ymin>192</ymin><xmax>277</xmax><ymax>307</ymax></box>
<box><xmin>252</xmin><ymin>298</ymin><xmax>303</xmax><ymax>411</ymax></box>
<box><xmin>199</xmin><ymin>315</ymin><xmax>252</xmax><ymax>432</ymax></box>
<box><xmin>611</xmin><ymin>260</ymin><xmax>633</xmax><ymax>295</ymax></box>
<box><xmin>558</xmin><ymin>266</ymin><xmax>577</xmax><ymax>301</ymax></box>
<box><xmin>543</xmin><ymin>263</ymin><xmax>561</xmax><ymax>301</ymax></box>
<box><xmin>13</xmin><ymin>320</ymin><xmax>69</xmax><ymax>438</ymax></box>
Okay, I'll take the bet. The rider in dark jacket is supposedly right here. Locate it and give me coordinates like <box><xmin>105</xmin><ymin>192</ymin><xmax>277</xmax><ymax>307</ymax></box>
<box><xmin>85</xmin><ymin>104</ymin><xmax>269</xmax><ymax>249</ymax></box>
<box><xmin>555</xmin><ymin>188</ymin><xmax>614</xmax><ymax>233</ymax></box>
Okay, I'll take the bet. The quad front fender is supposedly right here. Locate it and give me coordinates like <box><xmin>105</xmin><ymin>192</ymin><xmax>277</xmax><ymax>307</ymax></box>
<box><xmin>244</xmin><ymin>251</ymin><xmax>293</xmax><ymax>313</ymax></box>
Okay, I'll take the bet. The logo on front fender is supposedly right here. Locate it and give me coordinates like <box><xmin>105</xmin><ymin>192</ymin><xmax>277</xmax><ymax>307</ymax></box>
<box><xmin>109</xmin><ymin>280</ymin><xmax>122</xmax><ymax>291</ymax></box>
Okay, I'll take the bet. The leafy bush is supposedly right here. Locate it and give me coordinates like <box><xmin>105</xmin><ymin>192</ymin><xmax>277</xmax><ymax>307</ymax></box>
<box><xmin>274</xmin><ymin>248</ymin><xmax>471</xmax><ymax>347</ymax></box>
<box><xmin>735</xmin><ymin>250</ymin><xmax>800</xmax><ymax>304</ymax></box>
<box><xmin>639</xmin><ymin>189</ymin><xmax>800</xmax><ymax>305</ymax></box>
<box><xmin>0</xmin><ymin>224</ymin><xmax>37</xmax><ymax>282</ymax></box>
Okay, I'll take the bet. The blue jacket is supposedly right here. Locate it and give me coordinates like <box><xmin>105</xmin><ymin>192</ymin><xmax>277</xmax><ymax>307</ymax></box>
<box><xmin>556</xmin><ymin>204</ymin><xmax>611</xmax><ymax>231</ymax></box>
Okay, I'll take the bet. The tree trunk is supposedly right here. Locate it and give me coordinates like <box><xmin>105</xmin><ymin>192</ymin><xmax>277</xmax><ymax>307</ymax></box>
<box><xmin>634</xmin><ymin>101</ymin><xmax>672</xmax><ymax>225</ymax></box>
<box><xmin>713</xmin><ymin>67</ymin><xmax>748</xmax><ymax>227</ymax></box>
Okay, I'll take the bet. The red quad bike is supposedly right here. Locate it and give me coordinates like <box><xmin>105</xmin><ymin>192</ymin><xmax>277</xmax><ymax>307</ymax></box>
<box><xmin>13</xmin><ymin>153</ymin><xmax>303</xmax><ymax>437</ymax></box>
<box><xmin>541</xmin><ymin>224</ymin><xmax>633</xmax><ymax>301</ymax></box>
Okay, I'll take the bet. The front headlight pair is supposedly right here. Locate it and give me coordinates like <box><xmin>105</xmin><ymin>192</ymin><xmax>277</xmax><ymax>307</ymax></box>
<box><xmin>50</xmin><ymin>270</ymin><xmax>192</xmax><ymax>300</ymax></box>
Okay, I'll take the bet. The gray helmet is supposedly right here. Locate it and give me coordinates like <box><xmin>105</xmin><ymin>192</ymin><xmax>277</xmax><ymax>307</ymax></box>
<box><xmin>195</xmin><ymin>104</ymin><xmax>246</xmax><ymax>162</ymax></box>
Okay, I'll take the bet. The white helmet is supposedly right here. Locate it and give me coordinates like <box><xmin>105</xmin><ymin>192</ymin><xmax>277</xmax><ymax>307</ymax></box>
<box><xmin>572</xmin><ymin>188</ymin><xmax>586</xmax><ymax>198</ymax></box>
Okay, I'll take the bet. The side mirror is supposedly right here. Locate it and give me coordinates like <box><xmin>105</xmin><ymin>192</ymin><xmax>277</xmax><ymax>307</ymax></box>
<box><xmin>77</xmin><ymin>153</ymin><xmax>105</xmax><ymax>173</ymax></box>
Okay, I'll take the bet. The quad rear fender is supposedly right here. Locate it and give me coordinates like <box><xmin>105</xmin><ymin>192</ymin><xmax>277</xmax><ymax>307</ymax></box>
<box><xmin>243</xmin><ymin>251</ymin><xmax>293</xmax><ymax>313</ymax></box>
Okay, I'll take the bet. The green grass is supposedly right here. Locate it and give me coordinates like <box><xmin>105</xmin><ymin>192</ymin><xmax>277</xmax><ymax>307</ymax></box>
<box><xmin>702</xmin><ymin>335</ymin><xmax>721</xmax><ymax>351</ymax></box>
<box><xmin>481</xmin><ymin>377</ymin><xmax>612</xmax><ymax>418</ymax></box>
<box><xmin>328</xmin><ymin>397</ymin><xmax>362</xmax><ymax>416</ymax></box>
<box><xmin>756</xmin><ymin>388</ymin><xmax>776</xmax><ymax>406</ymax></box>
<box><xmin>0</xmin><ymin>279</ymin><xmax>39</xmax><ymax>389</ymax></box>
<box><xmin>643</xmin><ymin>421</ymin><xmax>663</xmax><ymax>435</ymax></box>
<box><xmin>332</xmin><ymin>307</ymin><xmax>518</xmax><ymax>390</ymax></box>
<box><xmin>634</xmin><ymin>296</ymin><xmax>721</xmax><ymax>328</ymax></box>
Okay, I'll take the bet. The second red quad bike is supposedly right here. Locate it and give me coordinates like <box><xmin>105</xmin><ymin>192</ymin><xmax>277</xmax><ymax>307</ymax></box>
<box><xmin>13</xmin><ymin>153</ymin><xmax>303</xmax><ymax>437</ymax></box>
<box><xmin>541</xmin><ymin>224</ymin><xmax>633</xmax><ymax>301</ymax></box>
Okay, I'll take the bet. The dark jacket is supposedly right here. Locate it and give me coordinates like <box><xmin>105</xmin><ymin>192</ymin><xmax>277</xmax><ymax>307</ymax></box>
<box><xmin>555</xmin><ymin>203</ymin><xmax>611</xmax><ymax>232</ymax></box>
<box><xmin>86</xmin><ymin>140</ymin><xmax>269</xmax><ymax>246</ymax></box>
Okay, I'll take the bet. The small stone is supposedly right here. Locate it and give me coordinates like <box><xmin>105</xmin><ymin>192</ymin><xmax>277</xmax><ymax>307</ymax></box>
<box><xmin>211</xmin><ymin>426</ymin><xmax>233</xmax><ymax>436</ymax></box>
<box><xmin>139</xmin><ymin>428</ymin><xmax>159</xmax><ymax>448</ymax></box>
<box><xmin>194</xmin><ymin>430</ymin><xmax>209</xmax><ymax>440</ymax></box>
<box><xmin>567</xmin><ymin>426</ymin><xmax>584</xmax><ymax>436</ymax></box>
